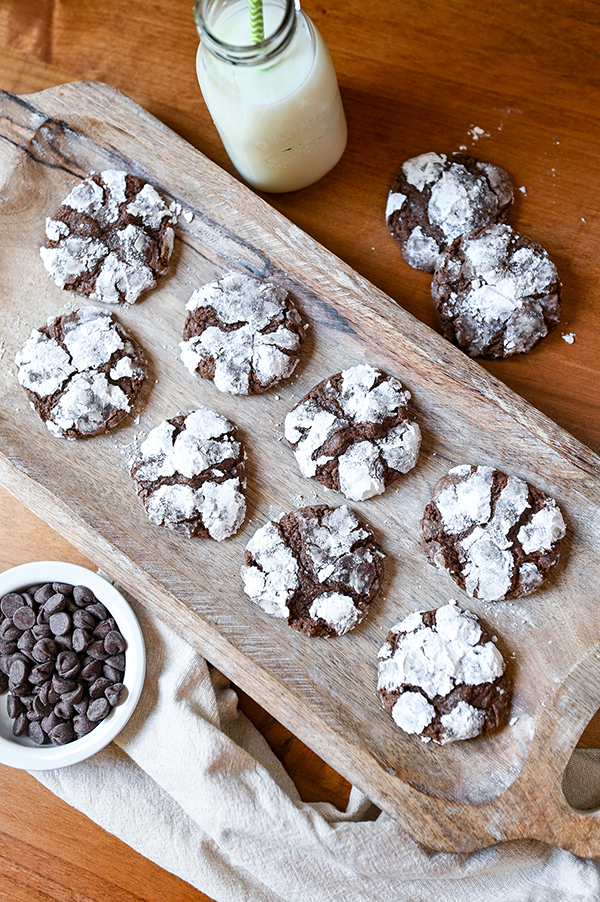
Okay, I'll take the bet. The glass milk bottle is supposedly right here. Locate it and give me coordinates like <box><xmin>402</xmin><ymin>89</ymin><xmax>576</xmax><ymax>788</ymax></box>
<box><xmin>194</xmin><ymin>0</ymin><xmax>348</xmax><ymax>192</ymax></box>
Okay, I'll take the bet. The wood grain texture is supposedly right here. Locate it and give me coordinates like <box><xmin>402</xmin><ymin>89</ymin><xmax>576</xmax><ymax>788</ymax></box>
<box><xmin>0</xmin><ymin>0</ymin><xmax>600</xmax><ymax>895</ymax></box>
<box><xmin>1</xmin><ymin>77</ymin><xmax>600</xmax><ymax>858</ymax></box>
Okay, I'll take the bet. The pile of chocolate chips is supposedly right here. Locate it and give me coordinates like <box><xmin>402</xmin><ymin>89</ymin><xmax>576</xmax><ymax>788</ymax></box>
<box><xmin>0</xmin><ymin>581</ymin><xmax>128</xmax><ymax>745</ymax></box>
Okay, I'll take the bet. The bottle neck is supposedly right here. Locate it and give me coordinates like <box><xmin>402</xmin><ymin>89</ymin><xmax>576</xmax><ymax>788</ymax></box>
<box><xmin>194</xmin><ymin>0</ymin><xmax>298</xmax><ymax>66</ymax></box>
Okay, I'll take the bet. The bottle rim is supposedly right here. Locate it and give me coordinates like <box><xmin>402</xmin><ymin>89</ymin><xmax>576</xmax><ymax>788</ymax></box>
<box><xmin>194</xmin><ymin>0</ymin><xmax>298</xmax><ymax>65</ymax></box>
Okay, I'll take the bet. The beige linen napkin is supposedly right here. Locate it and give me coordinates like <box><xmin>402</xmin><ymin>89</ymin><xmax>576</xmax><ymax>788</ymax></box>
<box><xmin>33</xmin><ymin>597</ymin><xmax>600</xmax><ymax>902</ymax></box>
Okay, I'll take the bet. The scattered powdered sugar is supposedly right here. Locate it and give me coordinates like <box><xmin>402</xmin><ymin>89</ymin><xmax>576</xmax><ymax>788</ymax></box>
<box><xmin>562</xmin><ymin>332</ymin><xmax>576</xmax><ymax>344</ymax></box>
<box><xmin>285</xmin><ymin>364</ymin><xmax>421</xmax><ymax>502</ymax></box>
<box><xmin>180</xmin><ymin>272</ymin><xmax>303</xmax><ymax>395</ymax></box>
<box><xmin>377</xmin><ymin>600</ymin><xmax>505</xmax><ymax>744</ymax></box>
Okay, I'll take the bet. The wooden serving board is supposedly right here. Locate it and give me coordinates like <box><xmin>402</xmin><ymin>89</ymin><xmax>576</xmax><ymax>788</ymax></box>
<box><xmin>1</xmin><ymin>81</ymin><xmax>600</xmax><ymax>857</ymax></box>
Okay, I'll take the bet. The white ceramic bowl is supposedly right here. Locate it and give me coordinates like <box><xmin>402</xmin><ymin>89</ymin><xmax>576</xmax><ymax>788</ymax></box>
<box><xmin>0</xmin><ymin>561</ymin><xmax>145</xmax><ymax>770</ymax></box>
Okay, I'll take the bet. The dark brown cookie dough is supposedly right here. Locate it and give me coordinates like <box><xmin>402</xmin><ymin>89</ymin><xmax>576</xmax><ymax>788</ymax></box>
<box><xmin>15</xmin><ymin>306</ymin><xmax>147</xmax><ymax>440</ymax></box>
<box><xmin>377</xmin><ymin>601</ymin><xmax>511</xmax><ymax>744</ymax></box>
<box><xmin>386</xmin><ymin>152</ymin><xmax>513</xmax><ymax>272</ymax></box>
<box><xmin>180</xmin><ymin>271</ymin><xmax>305</xmax><ymax>395</ymax></box>
<box><xmin>284</xmin><ymin>364</ymin><xmax>421</xmax><ymax>501</ymax></box>
<box><xmin>39</xmin><ymin>170</ymin><xmax>177</xmax><ymax>305</ymax></box>
<box><xmin>421</xmin><ymin>465</ymin><xmax>566</xmax><ymax>601</ymax></box>
<box><xmin>129</xmin><ymin>407</ymin><xmax>246</xmax><ymax>541</ymax></box>
<box><xmin>241</xmin><ymin>504</ymin><xmax>384</xmax><ymax>637</ymax></box>
<box><xmin>431</xmin><ymin>223</ymin><xmax>562</xmax><ymax>358</ymax></box>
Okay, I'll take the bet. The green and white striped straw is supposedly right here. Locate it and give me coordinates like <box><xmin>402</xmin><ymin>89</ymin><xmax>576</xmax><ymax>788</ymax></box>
<box><xmin>249</xmin><ymin>0</ymin><xmax>264</xmax><ymax>43</ymax></box>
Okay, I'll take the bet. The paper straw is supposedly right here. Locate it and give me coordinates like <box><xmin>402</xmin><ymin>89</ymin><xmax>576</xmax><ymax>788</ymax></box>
<box><xmin>249</xmin><ymin>0</ymin><xmax>264</xmax><ymax>42</ymax></box>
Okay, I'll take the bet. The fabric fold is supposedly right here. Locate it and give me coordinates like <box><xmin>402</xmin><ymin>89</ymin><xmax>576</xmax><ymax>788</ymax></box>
<box><xmin>32</xmin><ymin>596</ymin><xmax>600</xmax><ymax>902</ymax></box>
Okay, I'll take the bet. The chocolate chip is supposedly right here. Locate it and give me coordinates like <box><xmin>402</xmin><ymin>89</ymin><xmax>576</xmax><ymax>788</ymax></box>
<box><xmin>7</xmin><ymin>695</ymin><xmax>23</xmax><ymax>718</ymax></box>
<box><xmin>104</xmin><ymin>630</ymin><xmax>126</xmax><ymax>655</ymax></box>
<box><xmin>12</xmin><ymin>605</ymin><xmax>36</xmax><ymax>630</ymax></box>
<box><xmin>9</xmin><ymin>658</ymin><xmax>29</xmax><ymax>686</ymax></box>
<box><xmin>72</xmin><ymin>628</ymin><xmax>91</xmax><ymax>653</ymax></box>
<box><xmin>89</xmin><ymin>677</ymin><xmax>112</xmax><ymax>699</ymax></box>
<box><xmin>87</xmin><ymin>697</ymin><xmax>109</xmax><ymax>721</ymax></box>
<box><xmin>31</xmin><ymin>638</ymin><xmax>57</xmax><ymax>663</ymax></box>
<box><xmin>73</xmin><ymin>610</ymin><xmax>95</xmax><ymax>631</ymax></box>
<box><xmin>49</xmin><ymin>722</ymin><xmax>74</xmax><ymax>745</ymax></box>
<box><xmin>55</xmin><ymin>651</ymin><xmax>80</xmax><ymax>679</ymax></box>
<box><xmin>1</xmin><ymin>593</ymin><xmax>24</xmax><ymax>618</ymax></box>
<box><xmin>49</xmin><ymin>612</ymin><xmax>71</xmax><ymax>636</ymax></box>
<box><xmin>13</xmin><ymin>712</ymin><xmax>28</xmax><ymax>736</ymax></box>
<box><xmin>73</xmin><ymin>713</ymin><xmax>95</xmax><ymax>735</ymax></box>
<box><xmin>43</xmin><ymin>593</ymin><xmax>66</xmax><ymax>616</ymax></box>
<box><xmin>34</xmin><ymin>584</ymin><xmax>55</xmax><ymax>606</ymax></box>
<box><xmin>73</xmin><ymin>585</ymin><xmax>95</xmax><ymax>606</ymax></box>
<box><xmin>105</xmin><ymin>683</ymin><xmax>127</xmax><ymax>707</ymax></box>
<box><xmin>28</xmin><ymin>721</ymin><xmax>47</xmax><ymax>744</ymax></box>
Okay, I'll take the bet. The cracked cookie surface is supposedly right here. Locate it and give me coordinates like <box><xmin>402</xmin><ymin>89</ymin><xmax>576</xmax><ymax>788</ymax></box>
<box><xmin>421</xmin><ymin>464</ymin><xmax>566</xmax><ymax>601</ymax></box>
<box><xmin>431</xmin><ymin>223</ymin><xmax>562</xmax><ymax>358</ymax></box>
<box><xmin>40</xmin><ymin>170</ymin><xmax>177</xmax><ymax>305</ymax></box>
<box><xmin>180</xmin><ymin>271</ymin><xmax>305</xmax><ymax>395</ymax></box>
<box><xmin>377</xmin><ymin>600</ymin><xmax>511</xmax><ymax>744</ymax></box>
<box><xmin>130</xmin><ymin>407</ymin><xmax>246</xmax><ymax>541</ymax></box>
<box><xmin>386</xmin><ymin>152</ymin><xmax>513</xmax><ymax>272</ymax></box>
<box><xmin>241</xmin><ymin>504</ymin><xmax>384</xmax><ymax>637</ymax></box>
<box><xmin>16</xmin><ymin>306</ymin><xmax>147</xmax><ymax>439</ymax></box>
<box><xmin>284</xmin><ymin>364</ymin><xmax>421</xmax><ymax>502</ymax></box>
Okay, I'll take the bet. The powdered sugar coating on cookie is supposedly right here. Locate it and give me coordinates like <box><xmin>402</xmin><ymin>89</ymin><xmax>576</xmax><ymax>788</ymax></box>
<box><xmin>40</xmin><ymin>170</ymin><xmax>177</xmax><ymax>305</ymax></box>
<box><xmin>285</xmin><ymin>365</ymin><xmax>421</xmax><ymax>501</ymax></box>
<box><xmin>130</xmin><ymin>407</ymin><xmax>246</xmax><ymax>541</ymax></box>
<box><xmin>241</xmin><ymin>504</ymin><xmax>384</xmax><ymax>637</ymax></box>
<box><xmin>386</xmin><ymin>152</ymin><xmax>514</xmax><ymax>272</ymax></box>
<box><xmin>15</xmin><ymin>306</ymin><xmax>147</xmax><ymax>439</ymax></box>
<box><xmin>180</xmin><ymin>272</ymin><xmax>305</xmax><ymax>395</ymax></box>
<box><xmin>421</xmin><ymin>465</ymin><xmax>566</xmax><ymax>601</ymax></box>
<box><xmin>431</xmin><ymin>223</ymin><xmax>562</xmax><ymax>358</ymax></box>
<box><xmin>377</xmin><ymin>600</ymin><xmax>510</xmax><ymax>744</ymax></box>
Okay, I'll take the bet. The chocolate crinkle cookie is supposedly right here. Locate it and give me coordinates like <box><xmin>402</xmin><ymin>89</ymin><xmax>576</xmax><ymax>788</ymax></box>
<box><xmin>180</xmin><ymin>271</ymin><xmax>305</xmax><ymax>395</ymax></box>
<box><xmin>421</xmin><ymin>465</ymin><xmax>566</xmax><ymax>602</ymax></box>
<box><xmin>377</xmin><ymin>600</ymin><xmax>511</xmax><ymax>744</ymax></box>
<box><xmin>39</xmin><ymin>170</ymin><xmax>178</xmax><ymax>305</ymax></box>
<box><xmin>431</xmin><ymin>223</ymin><xmax>562</xmax><ymax>358</ymax></box>
<box><xmin>284</xmin><ymin>364</ymin><xmax>421</xmax><ymax>502</ymax></box>
<box><xmin>130</xmin><ymin>407</ymin><xmax>246</xmax><ymax>541</ymax></box>
<box><xmin>241</xmin><ymin>504</ymin><xmax>384</xmax><ymax>637</ymax></box>
<box><xmin>15</xmin><ymin>306</ymin><xmax>147</xmax><ymax>440</ymax></box>
<box><xmin>386</xmin><ymin>152</ymin><xmax>514</xmax><ymax>272</ymax></box>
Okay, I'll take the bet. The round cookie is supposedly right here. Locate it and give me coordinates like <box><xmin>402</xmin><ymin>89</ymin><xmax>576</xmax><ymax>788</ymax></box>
<box><xmin>129</xmin><ymin>407</ymin><xmax>246</xmax><ymax>541</ymax></box>
<box><xmin>386</xmin><ymin>152</ymin><xmax>514</xmax><ymax>272</ymax></box>
<box><xmin>180</xmin><ymin>271</ymin><xmax>305</xmax><ymax>395</ymax></box>
<box><xmin>421</xmin><ymin>465</ymin><xmax>566</xmax><ymax>601</ymax></box>
<box><xmin>15</xmin><ymin>305</ymin><xmax>147</xmax><ymax>439</ymax></box>
<box><xmin>40</xmin><ymin>170</ymin><xmax>177</xmax><ymax>305</ymax></box>
<box><xmin>431</xmin><ymin>223</ymin><xmax>562</xmax><ymax>358</ymax></box>
<box><xmin>284</xmin><ymin>364</ymin><xmax>421</xmax><ymax>502</ymax></box>
<box><xmin>377</xmin><ymin>600</ymin><xmax>510</xmax><ymax>745</ymax></box>
<box><xmin>241</xmin><ymin>504</ymin><xmax>384</xmax><ymax>637</ymax></box>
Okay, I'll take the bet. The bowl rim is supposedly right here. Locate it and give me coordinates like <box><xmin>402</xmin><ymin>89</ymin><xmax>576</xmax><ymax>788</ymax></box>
<box><xmin>0</xmin><ymin>561</ymin><xmax>146</xmax><ymax>770</ymax></box>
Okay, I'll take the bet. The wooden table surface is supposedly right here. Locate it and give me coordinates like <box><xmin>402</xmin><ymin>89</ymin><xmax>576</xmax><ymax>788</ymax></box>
<box><xmin>1</xmin><ymin>0</ymin><xmax>600</xmax><ymax>898</ymax></box>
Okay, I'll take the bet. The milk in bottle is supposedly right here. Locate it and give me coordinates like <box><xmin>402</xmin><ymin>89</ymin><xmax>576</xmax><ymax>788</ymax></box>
<box><xmin>194</xmin><ymin>0</ymin><xmax>348</xmax><ymax>192</ymax></box>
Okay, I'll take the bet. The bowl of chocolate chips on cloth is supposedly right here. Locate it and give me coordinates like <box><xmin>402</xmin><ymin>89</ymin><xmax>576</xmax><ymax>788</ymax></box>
<box><xmin>0</xmin><ymin>561</ymin><xmax>145</xmax><ymax>769</ymax></box>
